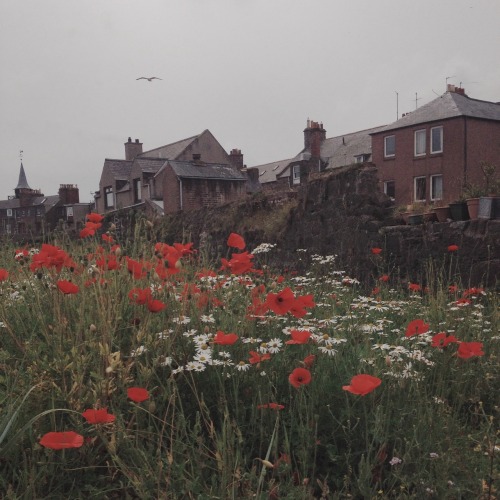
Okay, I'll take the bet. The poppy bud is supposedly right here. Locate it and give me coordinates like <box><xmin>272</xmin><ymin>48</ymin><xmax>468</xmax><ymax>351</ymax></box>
<box><xmin>89</xmin><ymin>324</ymin><xmax>97</xmax><ymax>332</ymax></box>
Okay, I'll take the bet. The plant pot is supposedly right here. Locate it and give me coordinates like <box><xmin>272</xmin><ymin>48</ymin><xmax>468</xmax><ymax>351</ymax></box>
<box><xmin>466</xmin><ymin>198</ymin><xmax>480</xmax><ymax>220</ymax></box>
<box><xmin>433</xmin><ymin>206</ymin><xmax>451</xmax><ymax>222</ymax></box>
<box><xmin>478</xmin><ymin>196</ymin><xmax>500</xmax><ymax>219</ymax></box>
<box><xmin>401</xmin><ymin>212</ymin><xmax>411</xmax><ymax>224</ymax></box>
<box><xmin>423</xmin><ymin>212</ymin><xmax>437</xmax><ymax>223</ymax></box>
<box><xmin>449</xmin><ymin>201</ymin><xmax>470</xmax><ymax>221</ymax></box>
<box><xmin>408</xmin><ymin>214</ymin><xmax>424</xmax><ymax>225</ymax></box>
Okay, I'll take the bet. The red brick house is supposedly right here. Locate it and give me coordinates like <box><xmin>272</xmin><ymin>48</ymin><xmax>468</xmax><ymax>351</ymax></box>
<box><xmin>95</xmin><ymin>130</ymin><xmax>252</xmax><ymax>215</ymax></box>
<box><xmin>0</xmin><ymin>163</ymin><xmax>92</xmax><ymax>239</ymax></box>
<box><xmin>371</xmin><ymin>86</ymin><xmax>500</xmax><ymax>206</ymax></box>
<box><xmin>162</xmin><ymin>160</ymin><xmax>247</xmax><ymax>214</ymax></box>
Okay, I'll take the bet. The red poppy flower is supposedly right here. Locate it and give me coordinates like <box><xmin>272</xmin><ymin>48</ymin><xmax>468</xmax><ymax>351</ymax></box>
<box><xmin>266</xmin><ymin>287</ymin><xmax>296</xmax><ymax>315</ymax></box>
<box><xmin>127</xmin><ymin>387</ymin><xmax>149</xmax><ymax>402</ymax></box>
<box><xmin>379</xmin><ymin>275</ymin><xmax>390</xmax><ymax>282</ymax></box>
<box><xmin>431</xmin><ymin>332</ymin><xmax>459</xmax><ymax>348</ymax></box>
<box><xmin>371</xmin><ymin>287</ymin><xmax>380</xmax><ymax>296</ymax></box>
<box><xmin>447</xmin><ymin>244</ymin><xmax>459</xmax><ymax>252</ymax></box>
<box><xmin>126</xmin><ymin>257</ymin><xmax>148</xmax><ymax>279</ymax></box>
<box><xmin>227</xmin><ymin>232</ymin><xmax>246</xmax><ymax>250</ymax></box>
<box><xmin>0</xmin><ymin>268</ymin><xmax>9</xmax><ymax>281</ymax></box>
<box><xmin>82</xmin><ymin>408</ymin><xmax>116</xmax><ymax>424</ymax></box>
<box><xmin>455</xmin><ymin>298</ymin><xmax>471</xmax><ymax>306</ymax></box>
<box><xmin>457</xmin><ymin>341</ymin><xmax>484</xmax><ymax>359</ymax></box>
<box><xmin>285</xmin><ymin>330</ymin><xmax>311</xmax><ymax>344</ymax></box>
<box><xmin>408</xmin><ymin>283</ymin><xmax>422</xmax><ymax>292</ymax></box>
<box><xmin>448</xmin><ymin>285</ymin><xmax>459</xmax><ymax>293</ymax></box>
<box><xmin>80</xmin><ymin>227</ymin><xmax>95</xmax><ymax>238</ymax></box>
<box><xmin>39</xmin><ymin>431</ymin><xmax>84</xmax><ymax>450</ymax></box>
<box><xmin>289</xmin><ymin>294</ymin><xmax>315</xmax><ymax>318</ymax></box>
<box><xmin>462</xmin><ymin>287</ymin><xmax>484</xmax><ymax>298</ymax></box>
<box><xmin>57</xmin><ymin>280</ymin><xmax>79</xmax><ymax>295</ymax></box>
<box><xmin>288</xmin><ymin>367</ymin><xmax>312</xmax><ymax>388</ymax></box>
<box><xmin>147</xmin><ymin>299</ymin><xmax>166</xmax><ymax>313</ymax></box>
<box><xmin>371</xmin><ymin>247</ymin><xmax>382</xmax><ymax>255</ymax></box>
<box><xmin>213</xmin><ymin>331</ymin><xmax>239</xmax><ymax>345</ymax></box>
<box><xmin>257</xmin><ymin>403</ymin><xmax>285</xmax><ymax>410</ymax></box>
<box><xmin>102</xmin><ymin>233</ymin><xmax>114</xmax><ymax>243</ymax></box>
<box><xmin>342</xmin><ymin>374</ymin><xmax>381</xmax><ymax>395</ymax></box>
<box><xmin>249</xmin><ymin>350</ymin><xmax>271</xmax><ymax>364</ymax></box>
<box><xmin>86</xmin><ymin>213</ymin><xmax>104</xmax><ymax>224</ymax></box>
<box><xmin>302</xmin><ymin>354</ymin><xmax>316</xmax><ymax>368</ymax></box>
<box><xmin>221</xmin><ymin>251</ymin><xmax>254</xmax><ymax>275</ymax></box>
<box><xmin>128</xmin><ymin>287</ymin><xmax>152</xmax><ymax>305</ymax></box>
<box><xmin>405</xmin><ymin>319</ymin><xmax>430</xmax><ymax>337</ymax></box>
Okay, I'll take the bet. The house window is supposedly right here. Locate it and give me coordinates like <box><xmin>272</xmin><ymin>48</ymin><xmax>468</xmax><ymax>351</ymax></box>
<box><xmin>292</xmin><ymin>165</ymin><xmax>301</xmax><ymax>185</ymax></box>
<box><xmin>431</xmin><ymin>126</ymin><xmax>443</xmax><ymax>153</ymax></box>
<box><xmin>7</xmin><ymin>209</ymin><xmax>13</xmax><ymax>217</ymax></box>
<box><xmin>430</xmin><ymin>175</ymin><xmax>443</xmax><ymax>200</ymax></box>
<box><xmin>383</xmin><ymin>180</ymin><xmax>395</xmax><ymax>199</ymax></box>
<box><xmin>414</xmin><ymin>176</ymin><xmax>426</xmax><ymax>201</ymax></box>
<box><xmin>384</xmin><ymin>136</ymin><xmax>395</xmax><ymax>157</ymax></box>
<box><xmin>104</xmin><ymin>186</ymin><xmax>114</xmax><ymax>208</ymax></box>
<box><xmin>66</xmin><ymin>207</ymin><xmax>74</xmax><ymax>220</ymax></box>
<box><xmin>414</xmin><ymin>129</ymin><xmax>426</xmax><ymax>156</ymax></box>
<box><xmin>134</xmin><ymin>178</ymin><xmax>142</xmax><ymax>203</ymax></box>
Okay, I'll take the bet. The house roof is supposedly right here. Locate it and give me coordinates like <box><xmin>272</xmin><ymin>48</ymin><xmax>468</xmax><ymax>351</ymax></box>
<box><xmin>253</xmin><ymin>157</ymin><xmax>298</xmax><ymax>184</ymax></box>
<box><xmin>168</xmin><ymin>161</ymin><xmax>246</xmax><ymax>181</ymax></box>
<box><xmin>134</xmin><ymin>157</ymin><xmax>168</xmax><ymax>174</ymax></box>
<box><xmin>0</xmin><ymin>194</ymin><xmax>60</xmax><ymax>210</ymax></box>
<box><xmin>322</xmin><ymin>125</ymin><xmax>386</xmax><ymax>169</ymax></box>
<box><xmin>103</xmin><ymin>159</ymin><xmax>133</xmax><ymax>179</ymax></box>
<box><xmin>140</xmin><ymin>134</ymin><xmax>200</xmax><ymax>159</ymax></box>
<box><xmin>15</xmin><ymin>163</ymin><xmax>31</xmax><ymax>190</ymax></box>
<box><xmin>374</xmin><ymin>91</ymin><xmax>500</xmax><ymax>133</ymax></box>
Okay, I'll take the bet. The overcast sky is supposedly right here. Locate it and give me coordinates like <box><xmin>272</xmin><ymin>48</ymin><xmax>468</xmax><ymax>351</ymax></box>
<box><xmin>1</xmin><ymin>0</ymin><xmax>499</xmax><ymax>203</ymax></box>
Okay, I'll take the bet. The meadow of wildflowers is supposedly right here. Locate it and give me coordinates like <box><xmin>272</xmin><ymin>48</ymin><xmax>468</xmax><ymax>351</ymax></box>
<box><xmin>0</xmin><ymin>215</ymin><xmax>498</xmax><ymax>498</ymax></box>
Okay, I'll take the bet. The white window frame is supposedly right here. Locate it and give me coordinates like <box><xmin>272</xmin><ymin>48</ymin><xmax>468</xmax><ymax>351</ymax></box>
<box><xmin>430</xmin><ymin>174</ymin><xmax>443</xmax><ymax>201</ymax></box>
<box><xmin>414</xmin><ymin>176</ymin><xmax>427</xmax><ymax>202</ymax></box>
<box><xmin>430</xmin><ymin>126</ymin><xmax>443</xmax><ymax>154</ymax></box>
<box><xmin>104</xmin><ymin>186</ymin><xmax>114</xmax><ymax>208</ymax></box>
<box><xmin>7</xmin><ymin>209</ymin><xmax>13</xmax><ymax>217</ymax></box>
<box><xmin>414</xmin><ymin>129</ymin><xmax>426</xmax><ymax>156</ymax></box>
<box><xmin>292</xmin><ymin>165</ymin><xmax>301</xmax><ymax>185</ymax></box>
<box><xmin>383</xmin><ymin>180</ymin><xmax>395</xmax><ymax>200</ymax></box>
<box><xmin>384</xmin><ymin>135</ymin><xmax>395</xmax><ymax>158</ymax></box>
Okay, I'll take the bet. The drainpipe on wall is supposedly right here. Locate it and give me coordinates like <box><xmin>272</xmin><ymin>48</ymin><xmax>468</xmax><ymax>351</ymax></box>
<box><xmin>463</xmin><ymin>116</ymin><xmax>468</xmax><ymax>185</ymax></box>
<box><xmin>179</xmin><ymin>178</ymin><xmax>183</xmax><ymax>210</ymax></box>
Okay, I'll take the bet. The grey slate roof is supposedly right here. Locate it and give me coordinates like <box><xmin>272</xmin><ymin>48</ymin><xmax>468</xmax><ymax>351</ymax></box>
<box><xmin>15</xmin><ymin>163</ymin><xmax>31</xmax><ymax>190</ymax></box>
<box><xmin>322</xmin><ymin>125</ymin><xmax>386</xmax><ymax>169</ymax></box>
<box><xmin>134</xmin><ymin>157</ymin><xmax>168</xmax><ymax>174</ymax></box>
<box><xmin>0</xmin><ymin>194</ymin><xmax>60</xmax><ymax>210</ymax></box>
<box><xmin>253</xmin><ymin>157</ymin><xmax>298</xmax><ymax>184</ymax></box>
<box><xmin>375</xmin><ymin>91</ymin><xmax>500</xmax><ymax>133</ymax></box>
<box><xmin>103</xmin><ymin>159</ymin><xmax>133</xmax><ymax>179</ymax></box>
<box><xmin>168</xmin><ymin>161</ymin><xmax>246</xmax><ymax>180</ymax></box>
<box><xmin>140</xmin><ymin>134</ymin><xmax>199</xmax><ymax>159</ymax></box>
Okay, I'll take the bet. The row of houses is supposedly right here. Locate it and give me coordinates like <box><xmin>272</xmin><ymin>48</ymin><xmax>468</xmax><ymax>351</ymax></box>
<box><xmin>95</xmin><ymin>84</ymin><xmax>500</xmax><ymax>217</ymax></box>
<box><xmin>2</xmin><ymin>85</ymin><xmax>499</xmax><ymax>238</ymax></box>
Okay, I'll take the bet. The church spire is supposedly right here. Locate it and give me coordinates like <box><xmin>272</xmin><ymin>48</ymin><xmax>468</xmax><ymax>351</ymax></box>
<box><xmin>15</xmin><ymin>162</ymin><xmax>32</xmax><ymax>190</ymax></box>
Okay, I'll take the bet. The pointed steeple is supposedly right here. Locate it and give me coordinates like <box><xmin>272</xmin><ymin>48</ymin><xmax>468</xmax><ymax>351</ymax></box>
<box><xmin>15</xmin><ymin>162</ymin><xmax>31</xmax><ymax>190</ymax></box>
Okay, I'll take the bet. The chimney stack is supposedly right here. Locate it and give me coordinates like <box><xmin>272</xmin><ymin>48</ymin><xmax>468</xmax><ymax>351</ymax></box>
<box><xmin>304</xmin><ymin>120</ymin><xmax>326</xmax><ymax>158</ymax></box>
<box><xmin>59</xmin><ymin>184</ymin><xmax>80</xmax><ymax>204</ymax></box>
<box><xmin>229</xmin><ymin>148</ymin><xmax>244</xmax><ymax>170</ymax></box>
<box><xmin>124</xmin><ymin>137</ymin><xmax>143</xmax><ymax>160</ymax></box>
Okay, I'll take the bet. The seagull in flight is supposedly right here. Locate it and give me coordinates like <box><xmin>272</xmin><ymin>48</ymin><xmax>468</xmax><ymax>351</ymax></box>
<box><xmin>136</xmin><ymin>77</ymin><xmax>162</xmax><ymax>82</ymax></box>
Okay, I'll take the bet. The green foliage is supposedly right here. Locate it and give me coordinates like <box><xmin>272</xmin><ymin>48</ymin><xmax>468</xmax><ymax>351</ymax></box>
<box><xmin>0</xmin><ymin>227</ymin><xmax>498</xmax><ymax>499</ymax></box>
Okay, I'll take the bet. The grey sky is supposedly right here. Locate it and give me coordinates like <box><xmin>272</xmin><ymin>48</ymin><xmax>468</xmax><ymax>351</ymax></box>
<box><xmin>1</xmin><ymin>0</ymin><xmax>499</xmax><ymax>203</ymax></box>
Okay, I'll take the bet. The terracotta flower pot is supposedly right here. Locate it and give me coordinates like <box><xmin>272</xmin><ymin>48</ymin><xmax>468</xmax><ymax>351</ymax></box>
<box><xmin>433</xmin><ymin>206</ymin><xmax>451</xmax><ymax>222</ymax></box>
<box><xmin>466</xmin><ymin>198</ymin><xmax>480</xmax><ymax>220</ymax></box>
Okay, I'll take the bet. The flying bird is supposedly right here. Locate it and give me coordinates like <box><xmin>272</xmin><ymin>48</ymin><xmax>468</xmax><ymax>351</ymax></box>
<box><xmin>136</xmin><ymin>77</ymin><xmax>162</xmax><ymax>82</ymax></box>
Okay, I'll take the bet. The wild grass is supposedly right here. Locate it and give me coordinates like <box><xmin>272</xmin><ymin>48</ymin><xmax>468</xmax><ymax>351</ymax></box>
<box><xmin>0</xmin><ymin>222</ymin><xmax>498</xmax><ymax>499</ymax></box>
